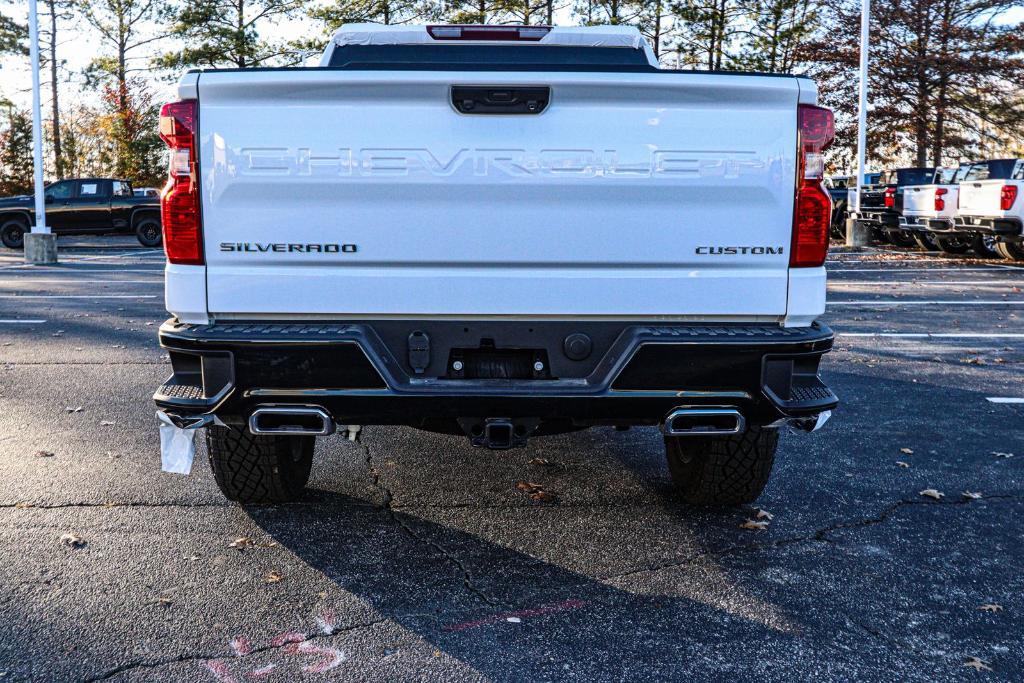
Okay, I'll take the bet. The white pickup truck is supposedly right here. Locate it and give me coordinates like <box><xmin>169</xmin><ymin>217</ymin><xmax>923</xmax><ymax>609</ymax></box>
<box><xmin>899</xmin><ymin>165</ymin><xmax>993</xmax><ymax>255</ymax></box>
<box><xmin>153</xmin><ymin>24</ymin><xmax>838</xmax><ymax>506</ymax></box>
<box><xmin>956</xmin><ymin>158</ymin><xmax>1024</xmax><ymax>260</ymax></box>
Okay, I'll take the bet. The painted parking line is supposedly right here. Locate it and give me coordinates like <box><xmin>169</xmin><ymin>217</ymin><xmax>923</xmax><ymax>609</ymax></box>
<box><xmin>986</xmin><ymin>397</ymin><xmax>1024</xmax><ymax>404</ymax></box>
<box><xmin>829</xmin><ymin>267</ymin><xmax>1024</xmax><ymax>273</ymax></box>
<box><xmin>828</xmin><ymin>300</ymin><xmax>1024</xmax><ymax>306</ymax></box>
<box><xmin>840</xmin><ymin>333</ymin><xmax>1024</xmax><ymax>339</ymax></box>
<box><xmin>0</xmin><ymin>319</ymin><xmax>47</xmax><ymax>324</ymax></box>
<box><xmin>0</xmin><ymin>279</ymin><xmax>163</xmax><ymax>284</ymax></box>
<box><xmin>0</xmin><ymin>294</ymin><xmax>159</xmax><ymax>299</ymax></box>
<box><xmin>829</xmin><ymin>280</ymin><xmax>1024</xmax><ymax>286</ymax></box>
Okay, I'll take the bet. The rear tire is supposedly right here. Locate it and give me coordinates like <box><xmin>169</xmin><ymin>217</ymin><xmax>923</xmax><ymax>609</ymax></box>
<box><xmin>996</xmin><ymin>241</ymin><xmax>1024</xmax><ymax>261</ymax></box>
<box><xmin>206</xmin><ymin>424</ymin><xmax>314</xmax><ymax>504</ymax></box>
<box><xmin>1</xmin><ymin>218</ymin><xmax>27</xmax><ymax>249</ymax></box>
<box><xmin>887</xmin><ymin>230</ymin><xmax>917</xmax><ymax>248</ymax></box>
<box><xmin>664</xmin><ymin>427</ymin><xmax>778</xmax><ymax>506</ymax></box>
<box><xmin>935</xmin><ymin>235</ymin><xmax>971</xmax><ymax>254</ymax></box>
<box><xmin>972</xmin><ymin>234</ymin><xmax>1000</xmax><ymax>258</ymax></box>
<box><xmin>134</xmin><ymin>216</ymin><xmax>162</xmax><ymax>247</ymax></box>
<box><xmin>913</xmin><ymin>232</ymin><xmax>940</xmax><ymax>251</ymax></box>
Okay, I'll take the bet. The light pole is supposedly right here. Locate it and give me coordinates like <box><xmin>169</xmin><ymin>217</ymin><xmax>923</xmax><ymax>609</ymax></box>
<box><xmin>24</xmin><ymin>0</ymin><xmax>58</xmax><ymax>264</ymax></box>
<box><xmin>847</xmin><ymin>0</ymin><xmax>871</xmax><ymax>247</ymax></box>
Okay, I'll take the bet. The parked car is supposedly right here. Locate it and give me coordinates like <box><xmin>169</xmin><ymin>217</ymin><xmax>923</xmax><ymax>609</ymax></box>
<box><xmin>0</xmin><ymin>178</ymin><xmax>162</xmax><ymax>248</ymax></box>
<box><xmin>153</xmin><ymin>23</ymin><xmax>838</xmax><ymax>506</ymax></box>
<box><xmin>955</xmin><ymin>158</ymin><xmax>1024</xmax><ymax>260</ymax></box>
<box><xmin>856</xmin><ymin>167</ymin><xmax>935</xmax><ymax>246</ymax></box>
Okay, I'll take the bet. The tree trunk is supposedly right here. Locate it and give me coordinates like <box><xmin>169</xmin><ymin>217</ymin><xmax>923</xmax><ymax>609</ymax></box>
<box><xmin>47</xmin><ymin>0</ymin><xmax>62</xmax><ymax>178</ymax></box>
<box><xmin>236</xmin><ymin>0</ymin><xmax>247</xmax><ymax>68</ymax></box>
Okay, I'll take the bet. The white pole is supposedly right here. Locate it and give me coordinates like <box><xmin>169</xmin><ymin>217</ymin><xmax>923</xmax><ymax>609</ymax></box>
<box><xmin>853</xmin><ymin>0</ymin><xmax>870</xmax><ymax>215</ymax></box>
<box><xmin>28</xmin><ymin>0</ymin><xmax>48</xmax><ymax>234</ymax></box>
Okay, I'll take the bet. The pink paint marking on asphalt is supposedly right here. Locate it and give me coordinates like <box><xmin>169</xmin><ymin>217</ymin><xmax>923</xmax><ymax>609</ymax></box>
<box><xmin>269</xmin><ymin>631</ymin><xmax>307</xmax><ymax>647</ymax></box>
<box><xmin>249</xmin><ymin>663</ymin><xmax>278</xmax><ymax>677</ymax></box>
<box><xmin>443</xmin><ymin>599</ymin><xmax>587</xmax><ymax>632</ymax></box>
<box><xmin>202</xmin><ymin>659</ymin><xmax>240</xmax><ymax>683</ymax></box>
<box><xmin>297</xmin><ymin>641</ymin><xmax>348</xmax><ymax>673</ymax></box>
<box><xmin>229</xmin><ymin>635</ymin><xmax>251</xmax><ymax>656</ymax></box>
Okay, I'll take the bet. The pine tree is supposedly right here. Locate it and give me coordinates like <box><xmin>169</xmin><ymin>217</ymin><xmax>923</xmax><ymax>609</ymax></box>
<box><xmin>158</xmin><ymin>0</ymin><xmax>303</xmax><ymax>70</ymax></box>
<box><xmin>671</xmin><ymin>0</ymin><xmax>744</xmax><ymax>70</ymax></box>
<box><xmin>0</xmin><ymin>103</ymin><xmax>34</xmax><ymax>196</ymax></box>
<box><xmin>732</xmin><ymin>0</ymin><xmax>817</xmax><ymax>73</ymax></box>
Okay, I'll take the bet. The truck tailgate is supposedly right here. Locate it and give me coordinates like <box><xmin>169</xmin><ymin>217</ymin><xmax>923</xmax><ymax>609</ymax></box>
<box><xmin>959</xmin><ymin>180</ymin><xmax>1005</xmax><ymax>216</ymax></box>
<box><xmin>901</xmin><ymin>185</ymin><xmax>934</xmax><ymax>216</ymax></box>
<box><xmin>195</xmin><ymin>70</ymin><xmax>800</xmax><ymax>318</ymax></box>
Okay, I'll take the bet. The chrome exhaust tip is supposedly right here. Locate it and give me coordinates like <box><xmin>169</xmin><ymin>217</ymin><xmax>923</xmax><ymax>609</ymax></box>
<box><xmin>249</xmin><ymin>406</ymin><xmax>335</xmax><ymax>436</ymax></box>
<box><xmin>663</xmin><ymin>407</ymin><xmax>745</xmax><ymax>436</ymax></box>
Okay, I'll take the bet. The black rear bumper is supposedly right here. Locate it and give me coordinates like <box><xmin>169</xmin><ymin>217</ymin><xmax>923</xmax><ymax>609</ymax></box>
<box><xmin>954</xmin><ymin>216</ymin><xmax>1023</xmax><ymax>238</ymax></box>
<box><xmin>154</xmin><ymin>320</ymin><xmax>837</xmax><ymax>429</ymax></box>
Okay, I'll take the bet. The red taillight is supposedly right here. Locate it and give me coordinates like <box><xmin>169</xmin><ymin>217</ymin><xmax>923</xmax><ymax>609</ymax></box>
<box><xmin>791</xmin><ymin>104</ymin><xmax>834</xmax><ymax>268</ymax></box>
<box><xmin>934</xmin><ymin>187</ymin><xmax>947</xmax><ymax>212</ymax></box>
<box><xmin>1001</xmin><ymin>185</ymin><xmax>1018</xmax><ymax>211</ymax></box>
<box><xmin>159</xmin><ymin>100</ymin><xmax>202</xmax><ymax>266</ymax></box>
<box><xmin>427</xmin><ymin>25</ymin><xmax>550</xmax><ymax>41</ymax></box>
<box><xmin>883</xmin><ymin>187</ymin><xmax>896</xmax><ymax>208</ymax></box>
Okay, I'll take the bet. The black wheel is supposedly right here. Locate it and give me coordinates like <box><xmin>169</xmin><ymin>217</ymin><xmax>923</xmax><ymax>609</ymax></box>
<box><xmin>206</xmin><ymin>424</ymin><xmax>315</xmax><ymax>504</ymax></box>
<box><xmin>829</xmin><ymin>200</ymin><xmax>847</xmax><ymax>240</ymax></box>
<box><xmin>134</xmin><ymin>216</ymin><xmax>162</xmax><ymax>247</ymax></box>
<box><xmin>870</xmin><ymin>228</ymin><xmax>889</xmax><ymax>244</ymax></box>
<box><xmin>995</xmin><ymin>241</ymin><xmax>1024</xmax><ymax>261</ymax></box>
<box><xmin>887</xmin><ymin>230</ymin><xmax>917</xmax><ymax>248</ymax></box>
<box><xmin>935</xmin><ymin>235</ymin><xmax>971</xmax><ymax>254</ymax></box>
<box><xmin>1</xmin><ymin>218</ymin><xmax>27</xmax><ymax>249</ymax></box>
<box><xmin>664</xmin><ymin>427</ymin><xmax>779</xmax><ymax>506</ymax></box>
<box><xmin>972</xmin><ymin>234</ymin><xmax>1000</xmax><ymax>258</ymax></box>
<box><xmin>913</xmin><ymin>232</ymin><xmax>940</xmax><ymax>251</ymax></box>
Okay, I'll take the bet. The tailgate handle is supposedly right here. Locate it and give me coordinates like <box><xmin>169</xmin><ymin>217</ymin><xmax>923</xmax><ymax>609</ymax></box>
<box><xmin>452</xmin><ymin>86</ymin><xmax>549</xmax><ymax>115</ymax></box>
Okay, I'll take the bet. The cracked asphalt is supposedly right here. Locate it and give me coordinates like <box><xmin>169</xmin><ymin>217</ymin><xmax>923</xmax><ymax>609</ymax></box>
<box><xmin>0</xmin><ymin>238</ymin><xmax>1022</xmax><ymax>681</ymax></box>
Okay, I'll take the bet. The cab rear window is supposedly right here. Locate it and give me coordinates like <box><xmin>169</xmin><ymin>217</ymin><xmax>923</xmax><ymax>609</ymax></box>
<box><xmin>327</xmin><ymin>44</ymin><xmax>657</xmax><ymax>71</ymax></box>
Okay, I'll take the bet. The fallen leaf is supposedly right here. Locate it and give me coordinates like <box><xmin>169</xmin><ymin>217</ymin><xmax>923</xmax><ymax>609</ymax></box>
<box><xmin>992</xmin><ymin>452</ymin><xmax>1014</xmax><ymax>459</ymax></box>
<box><xmin>896</xmin><ymin>461</ymin><xmax>910</xmax><ymax>468</ymax></box>
<box><xmin>265</xmin><ymin>571</ymin><xmax>283</xmax><ymax>584</ymax></box>
<box><xmin>60</xmin><ymin>532</ymin><xmax>86</xmax><ymax>548</ymax></box>
<box><xmin>978</xmin><ymin>604</ymin><xmax>1003</xmax><ymax>613</ymax></box>
<box><xmin>919</xmin><ymin>489</ymin><xmax>944</xmax><ymax>500</ymax></box>
<box><xmin>529</xmin><ymin>490</ymin><xmax>557</xmax><ymax>503</ymax></box>
<box><xmin>740</xmin><ymin>519</ymin><xmax>770</xmax><ymax>531</ymax></box>
<box><xmin>65</xmin><ymin>406</ymin><xmax>83</xmax><ymax>413</ymax></box>
<box><xmin>515</xmin><ymin>481</ymin><xmax>544</xmax><ymax>493</ymax></box>
<box><xmin>155</xmin><ymin>597</ymin><xmax>173</xmax><ymax>608</ymax></box>
<box><xmin>962</xmin><ymin>491</ymin><xmax>983</xmax><ymax>500</ymax></box>
<box><xmin>34</xmin><ymin>450</ymin><xmax>54</xmax><ymax>458</ymax></box>
<box><xmin>228</xmin><ymin>537</ymin><xmax>253</xmax><ymax>549</ymax></box>
<box><xmin>963</xmin><ymin>656</ymin><xmax>992</xmax><ymax>672</ymax></box>
<box><xmin>754</xmin><ymin>508</ymin><xmax>774</xmax><ymax>520</ymax></box>
<box><xmin>14</xmin><ymin>502</ymin><xmax>34</xmax><ymax>509</ymax></box>
<box><xmin>900</xmin><ymin>447</ymin><xmax>914</xmax><ymax>455</ymax></box>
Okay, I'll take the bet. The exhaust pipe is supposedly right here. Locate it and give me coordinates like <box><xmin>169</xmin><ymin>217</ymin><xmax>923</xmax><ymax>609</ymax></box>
<box><xmin>249</xmin><ymin>406</ymin><xmax>335</xmax><ymax>436</ymax></box>
<box><xmin>663</xmin><ymin>407</ymin><xmax>745</xmax><ymax>436</ymax></box>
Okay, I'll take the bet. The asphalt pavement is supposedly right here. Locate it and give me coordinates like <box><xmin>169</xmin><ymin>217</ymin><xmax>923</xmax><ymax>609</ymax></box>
<box><xmin>0</xmin><ymin>238</ymin><xmax>1021</xmax><ymax>681</ymax></box>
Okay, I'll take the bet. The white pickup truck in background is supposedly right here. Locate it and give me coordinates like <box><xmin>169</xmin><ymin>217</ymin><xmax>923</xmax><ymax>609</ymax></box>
<box><xmin>955</xmin><ymin>158</ymin><xmax>1024</xmax><ymax>261</ymax></box>
<box><xmin>899</xmin><ymin>165</ymin><xmax>992</xmax><ymax>255</ymax></box>
<box><xmin>153</xmin><ymin>24</ymin><xmax>838</xmax><ymax>506</ymax></box>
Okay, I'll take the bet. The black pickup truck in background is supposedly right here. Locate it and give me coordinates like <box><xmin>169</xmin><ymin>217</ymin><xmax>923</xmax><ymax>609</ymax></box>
<box><xmin>856</xmin><ymin>167</ymin><xmax>935</xmax><ymax>246</ymax></box>
<box><xmin>0</xmin><ymin>178</ymin><xmax>162</xmax><ymax>249</ymax></box>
